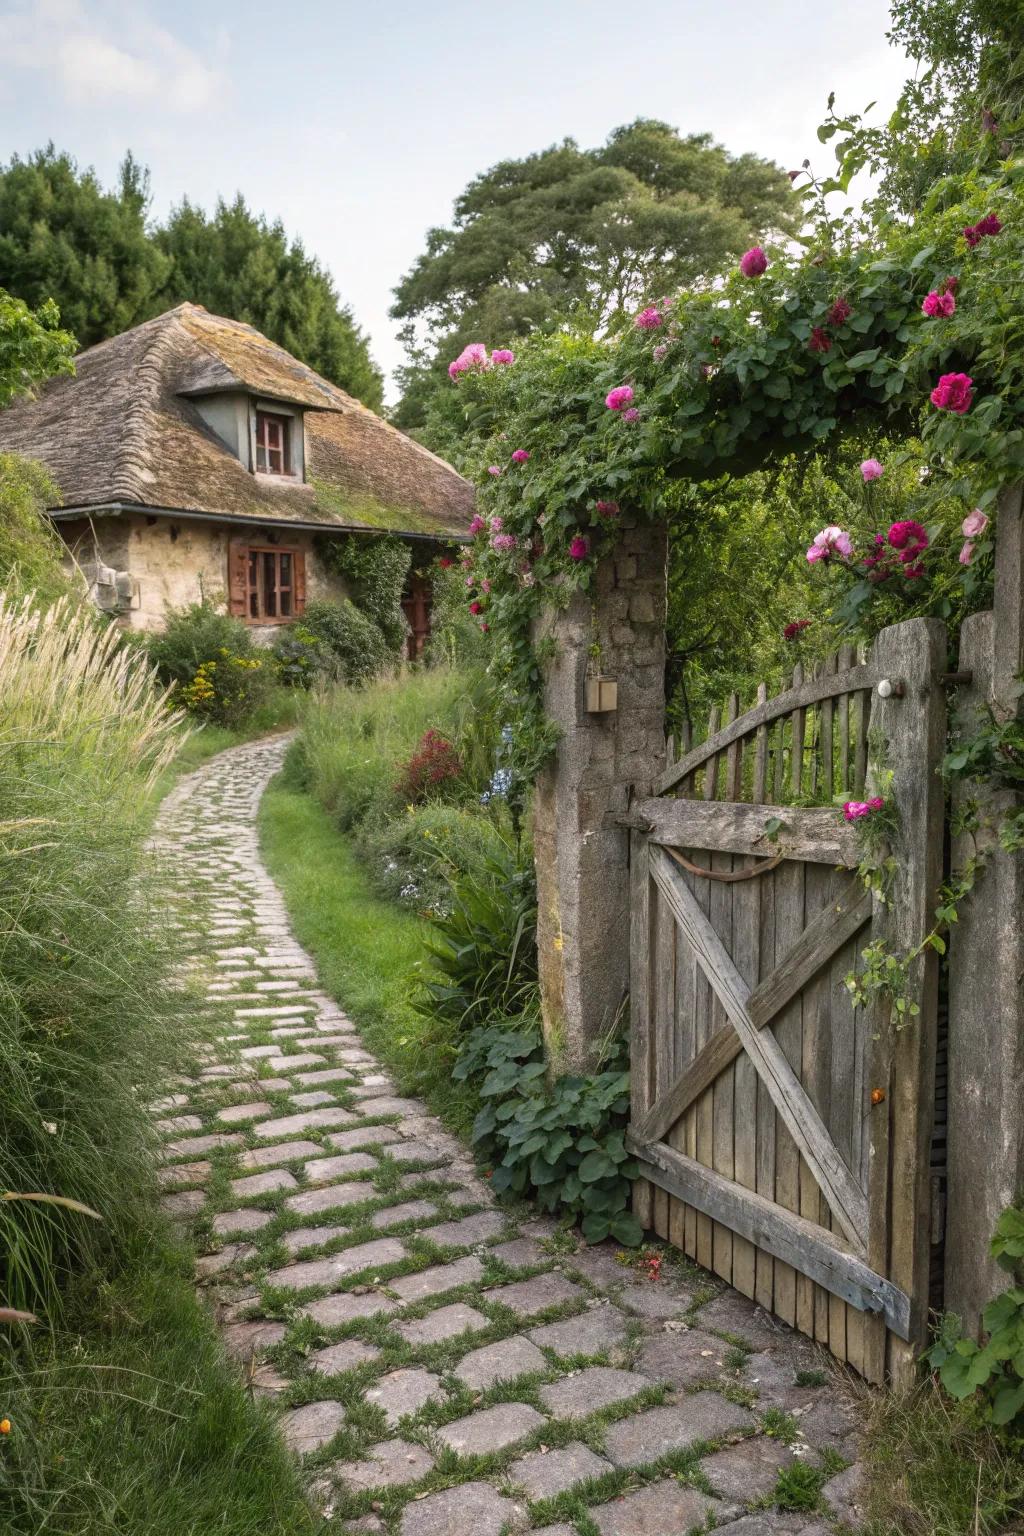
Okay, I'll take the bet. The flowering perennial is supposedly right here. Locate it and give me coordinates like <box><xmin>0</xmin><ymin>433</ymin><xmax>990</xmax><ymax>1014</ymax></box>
<box><xmin>739</xmin><ymin>246</ymin><xmax>768</xmax><ymax>277</ymax></box>
<box><xmin>806</xmin><ymin>526</ymin><xmax>853</xmax><ymax>563</ymax></box>
<box><xmin>931</xmin><ymin>372</ymin><xmax>974</xmax><ymax>413</ymax></box>
<box><xmin>843</xmin><ymin>796</ymin><xmax>885</xmax><ymax>822</ymax></box>
<box><xmin>605</xmin><ymin>385</ymin><xmax>634</xmax><ymax>411</ymax></box>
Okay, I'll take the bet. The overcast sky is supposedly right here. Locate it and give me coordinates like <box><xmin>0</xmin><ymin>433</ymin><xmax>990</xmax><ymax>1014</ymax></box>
<box><xmin>2</xmin><ymin>0</ymin><xmax>911</xmax><ymax>399</ymax></box>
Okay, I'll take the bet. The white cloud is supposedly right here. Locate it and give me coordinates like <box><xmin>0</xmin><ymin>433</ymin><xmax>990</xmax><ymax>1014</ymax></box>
<box><xmin>5</xmin><ymin>0</ymin><xmax>225</xmax><ymax>113</ymax></box>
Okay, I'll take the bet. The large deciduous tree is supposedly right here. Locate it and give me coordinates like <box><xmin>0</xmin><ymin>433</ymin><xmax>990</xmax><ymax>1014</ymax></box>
<box><xmin>391</xmin><ymin>119</ymin><xmax>799</xmax><ymax>429</ymax></box>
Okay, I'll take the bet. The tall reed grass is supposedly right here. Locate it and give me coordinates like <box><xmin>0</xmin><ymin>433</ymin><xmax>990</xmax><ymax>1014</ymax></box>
<box><xmin>0</xmin><ymin>590</ymin><xmax>188</xmax><ymax>1319</ymax></box>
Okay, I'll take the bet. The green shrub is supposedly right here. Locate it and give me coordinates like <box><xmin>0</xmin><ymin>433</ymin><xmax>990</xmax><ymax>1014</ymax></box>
<box><xmin>145</xmin><ymin>601</ymin><xmax>271</xmax><ymax>726</ymax></box>
<box><xmin>0</xmin><ymin>589</ymin><xmax>187</xmax><ymax>1319</ymax></box>
<box><xmin>926</xmin><ymin>1205</ymin><xmax>1024</xmax><ymax>1430</ymax></box>
<box><xmin>319</xmin><ymin>534</ymin><xmax>411</xmax><ymax>655</ymax></box>
<box><xmin>290</xmin><ymin>597</ymin><xmax>389</xmax><ymax>684</ymax></box>
<box><xmin>357</xmin><ymin>802</ymin><xmax>510</xmax><ymax>913</ymax></box>
<box><xmin>416</xmin><ymin>837</ymin><xmax>539</xmax><ymax>1031</ymax></box>
<box><xmin>0</xmin><ymin>452</ymin><xmax>80</xmax><ymax>606</ymax></box>
<box><xmin>453</xmin><ymin>1022</ymin><xmax>642</xmax><ymax>1245</ymax></box>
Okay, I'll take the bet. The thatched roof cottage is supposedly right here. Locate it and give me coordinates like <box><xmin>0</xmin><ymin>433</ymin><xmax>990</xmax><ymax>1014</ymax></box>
<box><xmin>0</xmin><ymin>303</ymin><xmax>473</xmax><ymax>653</ymax></box>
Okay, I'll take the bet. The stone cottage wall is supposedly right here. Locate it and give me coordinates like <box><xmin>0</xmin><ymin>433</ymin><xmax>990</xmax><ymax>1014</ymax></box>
<box><xmin>58</xmin><ymin>514</ymin><xmax>348</xmax><ymax>636</ymax></box>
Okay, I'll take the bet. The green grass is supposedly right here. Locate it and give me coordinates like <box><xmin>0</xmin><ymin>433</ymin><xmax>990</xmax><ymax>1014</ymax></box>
<box><xmin>0</xmin><ymin>1226</ymin><xmax>318</xmax><ymax>1535</ymax></box>
<box><xmin>259</xmin><ymin>767</ymin><xmax>480</xmax><ymax>1138</ymax></box>
<box><xmin>861</xmin><ymin>1381</ymin><xmax>1024</xmax><ymax>1535</ymax></box>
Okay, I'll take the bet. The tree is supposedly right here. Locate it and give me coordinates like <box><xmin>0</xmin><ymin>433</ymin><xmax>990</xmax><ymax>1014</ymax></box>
<box><xmin>392</xmin><ymin>119</ymin><xmax>799</xmax><ymax>428</ymax></box>
<box><xmin>0</xmin><ymin>148</ymin><xmax>384</xmax><ymax>410</ymax></box>
<box><xmin>155</xmin><ymin>196</ymin><xmax>384</xmax><ymax>409</ymax></box>
<box><xmin>0</xmin><ymin>290</ymin><xmax>76</xmax><ymax>409</ymax></box>
<box><xmin>0</xmin><ymin>147</ymin><xmax>170</xmax><ymax>349</ymax></box>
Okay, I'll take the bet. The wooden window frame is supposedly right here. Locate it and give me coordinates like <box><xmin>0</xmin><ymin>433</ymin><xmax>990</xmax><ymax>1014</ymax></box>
<box><xmin>242</xmin><ymin>544</ymin><xmax>303</xmax><ymax>625</ymax></box>
<box><xmin>254</xmin><ymin>410</ymin><xmax>291</xmax><ymax>476</ymax></box>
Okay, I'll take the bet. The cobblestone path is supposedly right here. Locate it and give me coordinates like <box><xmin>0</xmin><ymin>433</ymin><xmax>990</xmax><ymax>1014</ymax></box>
<box><xmin>151</xmin><ymin>738</ymin><xmax>865</xmax><ymax>1536</ymax></box>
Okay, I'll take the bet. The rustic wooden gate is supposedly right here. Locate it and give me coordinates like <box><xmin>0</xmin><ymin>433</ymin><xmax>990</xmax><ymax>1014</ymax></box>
<box><xmin>627</xmin><ymin>617</ymin><xmax>947</xmax><ymax>1382</ymax></box>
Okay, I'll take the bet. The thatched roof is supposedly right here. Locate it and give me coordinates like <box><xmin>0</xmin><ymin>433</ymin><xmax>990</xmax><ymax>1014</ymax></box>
<box><xmin>0</xmin><ymin>304</ymin><xmax>474</xmax><ymax>539</ymax></box>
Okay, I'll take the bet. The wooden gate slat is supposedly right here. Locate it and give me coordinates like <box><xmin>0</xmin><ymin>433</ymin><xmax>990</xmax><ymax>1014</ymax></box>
<box><xmin>633</xmin><ymin>883</ymin><xmax>870</xmax><ymax>1145</ymax></box>
<box><xmin>637</xmin><ymin>799</ymin><xmax>861</xmax><ymax>865</ymax></box>
<box><xmin>650</xmin><ymin>847</ymin><xmax>870</xmax><ymax>1251</ymax></box>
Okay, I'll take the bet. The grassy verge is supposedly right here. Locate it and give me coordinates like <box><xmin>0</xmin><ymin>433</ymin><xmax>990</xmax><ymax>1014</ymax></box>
<box><xmin>0</xmin><ymin>1227</ymin><xmax>317</xmax><ymax>1535</ymax></box>
<box><xmin>259</xmin><ymin>766</ymin><xmax>479</xmax><ymax>1139</ymax></box>
<box><xmin>861</xmin><ymin>1381</ymin><xmax>1024</xmax><ymax>1535</ymax></box>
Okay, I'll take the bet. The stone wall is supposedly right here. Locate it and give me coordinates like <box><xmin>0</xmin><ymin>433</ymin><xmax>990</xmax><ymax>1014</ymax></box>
<box><xmin>533</xmin><ymin>517</ymin><xmax>667</xmax><ymax>1073</ymax></box>
<box><xmin>58</xmin><ymin>513</ymin><xmax>348</xmax><ymax>635</ymax></box>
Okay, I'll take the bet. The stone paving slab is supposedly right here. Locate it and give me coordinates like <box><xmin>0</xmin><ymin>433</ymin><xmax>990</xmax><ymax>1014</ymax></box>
<box><xmin>152</xmin><ymin>735</ymin><xmax>867</xmax><ymax>1536</ymax></box>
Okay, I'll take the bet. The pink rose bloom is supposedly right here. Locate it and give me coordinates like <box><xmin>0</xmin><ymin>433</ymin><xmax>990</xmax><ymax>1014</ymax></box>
<box><xmin>653</xmin><ymin>343</ymin><xmax>668</xmax><ymax>362</ymax></box>
<box><xmin>489</xmin><ymin>516</ymin><xmax>503</xmax><ymax>531</ymax></box>
<box><xmin>622</xmin><ymin>407</ymin><xmax>640</xmax><ymax>422</ymax></box>
<box><xmin>930</xmin><ymin>372</ymin><xmax>973</xmax><ymax>413</ymax></box>
<box><xmin>491</xmin><ymin>533</ymin><xmax>518</xmax><ymax>552</ymax></box>
<box><xmin>448</xmin><ymin>359</ymin><xmax>465</xmax><ymax>379</ymax></box>
<box><xmin>465</xmin><ymin>575</ymin><xmax>475</xmax><ymax>588</ymax></box>
<box><xmin>843</xmin><ymin>801</ymin><xmax>870</xmax><ymax>821</ymax></box>
<box><xmin>569</xmin><ymin>535</ymin><xmax>590</xmax><ymax>561</ymax></box>
<box><xmin>479</xmin><ymin>621</ymin><xmax>490</xmax><ymax>632</ymax></box>
<box><xmin>487</xmin><ymin>465</ymin><xmax>502</xmax><ymax>476</ymax></box>
<box><xmin>959</xmin><ymin>540</ymin><xmax>975</xmax><ymax>566</ymax></box>
<box><xmin>962</xmin><ymin>508</ymin><xmax>989</xmax><ymax>537</ymax></box>
<box><xmin>462</xmin><ymin>343</ymin><xmax>488</xmax><ymax>366</ymax></box>
<box><xmin>480</xmin><ymin>578</ymin><xmax>492</xmax><ymax>593</ymax></box>
<box><xmin>596</xmin><ymin>500</ymin><xmax>620</xmax><ymax>517</ymax></box>
<box><xmin>605</xmin><ymin>385</ymin><xmax>634</xmax><ymax>411</ymax></box>
<box><xmin>511</xmin><ymin>448</ymin><xmax>530</xmax><ymax>463</ymax></box>
<box><xmin>861</xmin><ymin>458</ymin><xmax>885</xmax><ymax>482</ymax></box>
<box><xmin>468</xmin><ymin>514</ymin><xmax>486</xmax><ymax>535</ymax></box>
<box><xmin>491</xmin><ymin>349</ymin><xmax>515</xmax><ymax>365</ymax></box>
<box><xmin>634</xmin><ymin>306</ymin><xmax>663</xmax><ymax>330</ymax></box>
<box><xmin>739</xmin><ymin>246</ymin><xmax>768</xmax><ymax>277</ymax></box>
<box><xmin>807</xmin><ymin>526</ymin><xmax>853</xmax><ymax>563</ymax></box>
<box><xmin>922</xmin><ymin>290</ymin><xmax>956</xmax><ymax>318</ymax></box>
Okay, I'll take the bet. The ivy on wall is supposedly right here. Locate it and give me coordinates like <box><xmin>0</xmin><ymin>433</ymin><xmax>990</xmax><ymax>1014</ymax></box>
<box><xmin>316</xmin><ymin>533</ymin><xmax>412</xmax><ymax>658</ymax></box>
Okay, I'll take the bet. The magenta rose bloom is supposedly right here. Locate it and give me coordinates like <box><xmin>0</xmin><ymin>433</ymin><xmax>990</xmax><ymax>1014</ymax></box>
<box><xmin>930</xmin><ymin>372</ymin><xmax>974</xmax><ymax>413</ymax></box>
<box><xmin>491</xmin><ymin>349</ymin><xmax>515</xmax><ymax>365</ymax></box>
<box><xmin>809</xmin><ymin>326</ymin><xmax>832</xmax><ymax>354</ymax></box>
<box><xmin>569</xmin><ymin>535</ymin><xmax>590</xmax><ymax>561</ymax></box>
<box><xmin>634</xmin><ymin>306</ymin><xmax>663</xmax><ymax>330</ymax></box>
<box><xmin>511</xmin><ymin>449</ymin><xmax>530</xmax><ymax>463</ymax></box>
<box><xmin>861</xmin><ymin>458</ymin><xmax>884</xmax><ymax>482</ymax></box>
<box><xmin>739</xmin><ymin>246</ymin><xmax>768</xmax><ymax>277</ymax></box>
<box><xmin>922</xmin><ymin>290</ymin><xmax>956</xmax><ymax>318</ymax></box>
<box><xmin>468</xmin><ymin>514</ymin><xmax>486</xmax><ymax>535</ymax></box>
<box><xmin>595</xmin><ymin>500</ymin><xmax>620</xmax><ymax>518</ymax></box>
<box><xmin>605</xmin><ymin>385</ymin><xmax>634</xmax><ymax>411</ymax></box>
<box><xmin>828</xmin><ymin>296</ymin><xmax>852</xmax><ymax>326</ymax></box>
<box><xmin>975</xmin><ymin>213</ymin><xmax>1002</xmax><ymax>237</ymax></box>
<box><xmin>468</xmin><ymin>600</ymin><xmax>483</xmax><ymax>615</ymax></box>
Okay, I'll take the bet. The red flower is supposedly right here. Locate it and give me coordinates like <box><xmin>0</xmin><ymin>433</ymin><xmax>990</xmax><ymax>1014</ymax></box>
<box><xmin>438</xmin><ymin>556</ymin><xmax>454</xmax><ymax>569</ymax></box>
<box><xmin>809</xmin><ymin>326</ymin><xmax>832</xmax><ymax>354</ymax></box>
<box><xmin>827</xmin><ymin>296</ymin><xmax>852</xmax><ymax>326</ymax></box>
<box><xmin>468</xmin><ymin>600</ymin><xmax>483</xmax><ymax>615</ymax></box>
<box><xmin>595</xmin><ymin>500</ymin><xmax>620</xmax><ymax>518</ymax></box>
<box><xmin>783</xmin><ymin>619</ymin><xmax>811</xmax><ymax>641</ymax></box>
<box><xmin>975</xmin><ymin>213</ymin><xmax>1002</xmax><ymax>236</ymax></box>
<box><xmin>395</xmin><ymin>730</ymin><xmax>463</xmax><ymax>801</ymax></box>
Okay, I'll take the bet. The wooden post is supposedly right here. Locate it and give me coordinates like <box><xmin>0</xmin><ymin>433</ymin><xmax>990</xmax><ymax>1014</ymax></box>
<box><xmin>946</xmin><ymin>486</ymin><xmax>1024</xmax><ymax>1334</ymax></box>
<box><xmin>868</xmin><ymin>617</ymin><xmax>947</xmax><ymax>1385</ymax></box>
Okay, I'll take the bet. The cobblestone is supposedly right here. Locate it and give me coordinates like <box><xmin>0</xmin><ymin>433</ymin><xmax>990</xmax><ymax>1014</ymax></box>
<box><xmin>153</xmin><ymin>736</ymin><xmax>865</xmax><ymax>1532</ymax></box>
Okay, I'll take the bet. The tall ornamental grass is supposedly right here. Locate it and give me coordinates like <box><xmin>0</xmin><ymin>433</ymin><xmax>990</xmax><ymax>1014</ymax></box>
<box><xmin>0</xmin><ymin>590</ymin><xmax>187</xmax><ymax>1319</ymax></box>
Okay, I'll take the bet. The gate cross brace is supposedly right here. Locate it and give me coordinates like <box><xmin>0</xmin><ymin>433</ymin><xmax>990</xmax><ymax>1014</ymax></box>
<box><xmin>642</xmin><ymin>845</ymin><xmax>872</xmax><ymax>1253</ymax></box>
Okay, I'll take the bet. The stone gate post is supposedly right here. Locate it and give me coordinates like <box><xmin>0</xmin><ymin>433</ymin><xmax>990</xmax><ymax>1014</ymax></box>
<box><xmin>532</xmin><ymin>517</ymin><xmax>667</xmax><ymax>1073</ymax></box>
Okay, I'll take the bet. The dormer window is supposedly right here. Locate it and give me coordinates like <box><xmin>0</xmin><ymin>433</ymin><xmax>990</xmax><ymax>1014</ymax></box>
<box><xmin>255</xmin><ymin>410</ymin><xmax>290</xmax><ymax>475</ymax></box>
